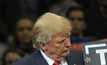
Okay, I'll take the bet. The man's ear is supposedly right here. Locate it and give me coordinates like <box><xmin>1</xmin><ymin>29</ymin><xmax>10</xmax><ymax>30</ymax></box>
<box><xmin>39</xmin><ymin>42</ymin><xmax>47</xmax><ymax>51</ymax></box>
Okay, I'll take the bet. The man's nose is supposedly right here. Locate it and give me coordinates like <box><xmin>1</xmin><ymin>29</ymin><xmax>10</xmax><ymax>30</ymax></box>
<box><xmin>65</xmin><ymin>38</ymin><xmax>71</xmax><ymax>47</ymax></box>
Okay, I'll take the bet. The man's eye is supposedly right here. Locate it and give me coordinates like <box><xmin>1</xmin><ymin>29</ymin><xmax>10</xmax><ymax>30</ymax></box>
<box><xmin>58</xmin><ymin>39</ymin><xmax>65</xmax><ymax>43</ymax></box>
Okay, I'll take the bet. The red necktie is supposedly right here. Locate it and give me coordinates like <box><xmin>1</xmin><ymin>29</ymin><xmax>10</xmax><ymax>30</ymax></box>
<box><xmin>53</xmin><ymin>61</ymin><xmax>60</xmax><ymax>65</ymax></box>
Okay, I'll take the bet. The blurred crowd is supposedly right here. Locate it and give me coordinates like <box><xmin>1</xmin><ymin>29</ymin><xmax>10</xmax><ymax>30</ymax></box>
<box><xmin>0</xmin><ymin>0</ymin><xmax>107</xmax><ymax>65</ymax></box>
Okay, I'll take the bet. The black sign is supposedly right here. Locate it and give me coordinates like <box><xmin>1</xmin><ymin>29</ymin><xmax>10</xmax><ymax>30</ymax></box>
<box><xmin>82</xmin><ymin>41</ymin><xmax>107</xmax><ymax>65</ymax></box>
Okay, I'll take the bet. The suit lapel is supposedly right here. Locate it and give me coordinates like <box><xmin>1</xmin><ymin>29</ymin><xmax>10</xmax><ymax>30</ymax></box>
<box><xmin>66</xmin><ymin>55</ymin><xmax>74</xmax><ymax>65</ymax></box>
<box><xmin>31</xmin><ymin>50</ymin><xmax>49</xmax><ymax>65</ymax></box>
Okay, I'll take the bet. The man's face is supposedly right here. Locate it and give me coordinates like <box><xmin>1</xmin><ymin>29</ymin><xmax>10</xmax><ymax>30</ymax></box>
<box><xmin>44</xmin><ymin>32</ymin><xmax>71</xmax><ymax>61</ymax></box>
<box><xmin>16</xmin><ymin>19</ymin><xmax>33</xmax><ymax>44</ymax></box>
<box><xmin>68</xmin><ymin>11</ymin><xmax>86</xmax><ymax>34</ymax></box>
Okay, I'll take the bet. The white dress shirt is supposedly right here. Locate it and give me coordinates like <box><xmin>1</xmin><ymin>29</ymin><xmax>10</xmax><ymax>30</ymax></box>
<box><xmin>40</xmin><ymin>49</ymin><xmax>68</xmax><ymax>65</ymax></box>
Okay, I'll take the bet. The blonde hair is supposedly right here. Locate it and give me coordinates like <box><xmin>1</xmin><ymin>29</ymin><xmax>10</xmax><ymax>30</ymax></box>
<box><xmin>32</xmin><ymin>12</ymin><xmax>72</xmax><ymax>49</ymax></box>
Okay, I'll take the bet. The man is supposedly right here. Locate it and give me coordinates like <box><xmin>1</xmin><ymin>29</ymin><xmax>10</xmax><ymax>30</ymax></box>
<box><xmin>13</xmin><ymin>12</ymin><xmax>84</xmax><ymax>65</ymax></box>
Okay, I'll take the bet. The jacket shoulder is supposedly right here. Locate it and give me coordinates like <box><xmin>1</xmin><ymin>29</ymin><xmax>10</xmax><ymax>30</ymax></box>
<box><xmin>13</xmin><ymin>55</ymin><xmax>35</xmax><ymax>65</ymax></box>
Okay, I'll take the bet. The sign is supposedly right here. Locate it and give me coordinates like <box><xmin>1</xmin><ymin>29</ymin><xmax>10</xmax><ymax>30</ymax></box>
<box><xmin>82</xmin><ymin>41</ymin><xmax>107</xmax><ymax>65</ymax></box>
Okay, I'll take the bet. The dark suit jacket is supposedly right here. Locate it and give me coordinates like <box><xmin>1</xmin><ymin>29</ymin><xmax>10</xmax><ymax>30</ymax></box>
<box><xmin>13</xmin><ymin>50</ymin><xmax>84</xmax><ymax>65</ymax></box>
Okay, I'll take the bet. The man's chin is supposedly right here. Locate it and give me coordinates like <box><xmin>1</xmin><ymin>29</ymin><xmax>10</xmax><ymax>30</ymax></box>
<box><xmin>55</xmin><ymin>51</ymin><xmax>70</xmax><ymax>61</ymax></box>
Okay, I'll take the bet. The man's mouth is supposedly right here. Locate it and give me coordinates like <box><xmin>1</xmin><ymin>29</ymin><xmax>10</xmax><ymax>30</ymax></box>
<box><xmin>63</xmin><ymin>50</ymin><xmax>69</xmax><ymax>53</ymax></box>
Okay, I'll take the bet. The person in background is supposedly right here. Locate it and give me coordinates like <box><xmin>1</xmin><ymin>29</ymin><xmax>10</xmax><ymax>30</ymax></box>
<box><xmin>66</xmin><ymin>7</ymin><xmax>96</xmax><ymax>50</ymax></box>
<box><xmin>13</xmin><ymin>12</ymin><xmax>84</xmax><ymax>65</ymax></box>
<box><xmin>2</xmin><ymin>49</ymin><xmax>24</xmax><ymax>65</ymax></box>
<box><xmin>66</xmin><ymin>7</ymin><xmax>87</xmax><ymax>38</ymax></box>
<box><xmin>13</xmin><ymin>16</ymin><xmax>36</xmax><ymax>56</ymax></box>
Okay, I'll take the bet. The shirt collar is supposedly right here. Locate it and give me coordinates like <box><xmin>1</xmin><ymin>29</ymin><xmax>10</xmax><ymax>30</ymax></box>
<box><xmin>40</xmin><ymin>49</ymin><xmax>68</xmax><ymax>65</ymax></box>
<box><xmin>40</xmin><ymin>49</ymin><xmax>54</xmax><ymax>65</ymax></box>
